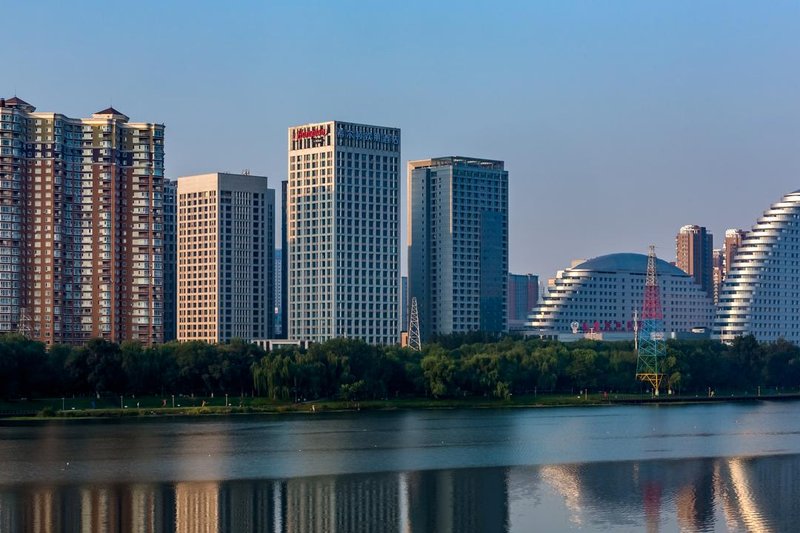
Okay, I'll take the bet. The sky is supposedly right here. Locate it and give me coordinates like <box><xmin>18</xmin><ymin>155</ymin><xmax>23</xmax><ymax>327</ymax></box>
<box><xmin>5</xmin><ymin>1</ymin><xmax>800</xmax><ymax>280</ymax></box>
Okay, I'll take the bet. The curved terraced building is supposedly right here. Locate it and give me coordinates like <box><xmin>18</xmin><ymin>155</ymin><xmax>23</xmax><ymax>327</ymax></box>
<box><xmin>715</xmin><ymin>190</ymin><xmax>800</xmax><ymax>343</ymax></box>
<box><xmin>528</xmin><ymin>253</ymin><xmax>714</xmax><ymax>337</ymax></box>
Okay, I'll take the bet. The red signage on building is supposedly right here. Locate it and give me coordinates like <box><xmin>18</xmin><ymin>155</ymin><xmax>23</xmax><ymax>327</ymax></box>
<box><xmin>294</xmin><ymin>127</ymin><xmax>327</xmax><ymax>140</ymax></box>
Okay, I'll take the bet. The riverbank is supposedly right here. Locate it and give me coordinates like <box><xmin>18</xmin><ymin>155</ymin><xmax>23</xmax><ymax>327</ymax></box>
<box><xmin>3</xmin><ymin>390</ymin><xmax>800</xmax><ymax>421</ymax></box>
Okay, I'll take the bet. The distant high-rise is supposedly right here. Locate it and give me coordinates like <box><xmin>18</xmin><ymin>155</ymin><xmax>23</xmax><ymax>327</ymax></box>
<box><xmin>0</xmin><ymin>97</ymin><xmax>165</xmax><ymax>345</ymax></box>
<box><xmin>711</xmin><ymin>249</ymin><xmax>723</xmax><ymax>305</ymax></box>
<box><xmin>274</xmin><ymin>249</ymin><xmax>283</xmax><ymax>337</ymax></box>
<box><xmin>408</xmin><ymin>157</ymin><xmax>508</xmax><ymax>341</ymax></box>
<box><xmin>177</xmin><ymin>172</ymin><xmax>274</xmax><ymax>343</ymax></box>
<box><xmin>287</xmin><ymin>122</ymin><xmax>400</xmax><ymax>345</ymax></box>
<box><xmin>401</xmin><ymin>275</ymin><xmax>408</xmax><ymax>332</ymax></box>
<box><xmin>507</xmin><ymin>273</ymin><xmax>538</xmax><ymax>329</ymax></box>
<box><xmin>675</xmin><ymin>225</ymin><xmax>714</xmax><ymax>298</ymax></box>
<box><xmin>163</xmin><ymin>179</ymin><xmax>178</xmax><ymax>341</ymax></box>
<box><xmin>723</xmin><ymin>229</ymin><xmax>746</xmax><ymax>275</ymax></box>
<box><xmin>280</xmin><ymin>180</ymin><xmax>288</xmax><ymax>339</ymax></box>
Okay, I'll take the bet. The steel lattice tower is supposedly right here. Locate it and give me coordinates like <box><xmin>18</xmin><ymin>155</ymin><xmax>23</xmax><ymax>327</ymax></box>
<box><xmin>408</xmin><ymin>297</ymin><xmax>421</xmax><ymax>351</ymax></box>
<box><xmin>636</xmin><ymin>245</ymin><xmax>666</xmax><ymax>395</ymax></box>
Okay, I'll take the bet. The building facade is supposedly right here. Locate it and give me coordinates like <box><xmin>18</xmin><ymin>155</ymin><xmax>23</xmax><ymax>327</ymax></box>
<box><xmin>286</xmin><ymin>122</ymin><xmax>400</xmax><ymax>345</ymax></box>
<box><xmin>401</xmin><ymin>275</ymin><xmax>408</xmax><ymax>332</ymax></box>
<box><xmin>715</xmin><ymin>191</ymin><xmax>800</xmax><ymax>343</ymax></box>
<box><xmin>507</xmin><ymin>273</ymin><xmax>539</xmax><ymax>330</ymax></box>
<box><xmin>274</xmin><ymin>248</ymin><xmax>283</xmax><ymax>337</ymax></box>
<box><xmin>163</xmin><ymin>178</ymin><xmax>177</xmax><ymax>341</ymax></box>
<box><xmin>676</xmin><ymin>224</ymin><xmax>714</xmax><ymax>299</ymax></box>
<box><xmin>280</xmin><ymin>180</ymin><xmax>288</xmax><ymax>339</ymax></box>
<box><xmin>177</xmin><ymin>173</ymin><xmax>274</xmax><ymax>343</ymax></box>
<box><xmin>723</xmin><ymin>228</ymin><xmax>746</xmax><ymax>276</ymax></box>
<box><xmin>712</xmin><ymin>248</ymin><xmax>723</xmax><ymax>305</ymax></box>
<box><xmin>529</xmin><ymin>253</ymin><xmax>714</xmax><ymax>336</ymax></box>
<box><xmin>0</xmin><ymin>97</ymin><xmax>164</xmax><ymax>345</ymax></box>
<box><xmin>408</xmin><ymin>157</ymin><xmax>508</xmax><ymax>341</ymax></box>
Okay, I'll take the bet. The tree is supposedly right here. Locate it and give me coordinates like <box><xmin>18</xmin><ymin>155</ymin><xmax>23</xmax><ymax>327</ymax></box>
<box><xmin>421</xmin><ymin>347</ymin><xmax>456</xmax><ymax>397</ymax></box>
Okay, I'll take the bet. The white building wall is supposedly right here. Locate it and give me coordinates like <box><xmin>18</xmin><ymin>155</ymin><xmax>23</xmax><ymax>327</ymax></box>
<box><xmin>715</xmin><ymin>190</ymin><xmax>800</xmax><ymax>343</ymax></box>
<box><xmin>529</xmin><ymin>254</ymin><xmax>714</xmax><ymax>334</ymax></box>
<box><xmin>288</xmin><ymin>121</ymin><xmax>400</xmax><ymax>345</ymax></box>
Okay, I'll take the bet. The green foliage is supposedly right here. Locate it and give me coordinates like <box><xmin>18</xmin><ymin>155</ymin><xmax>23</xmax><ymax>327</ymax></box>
<box><xmin>2</xmin><ymin>333</ymin><xmax>800</xmax><ymax>402</ymax></box>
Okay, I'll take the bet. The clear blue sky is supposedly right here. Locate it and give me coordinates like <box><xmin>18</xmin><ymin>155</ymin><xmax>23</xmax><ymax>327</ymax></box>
<box><xmin>6</xmin><ymin>1</ymin><xmax>800</xmax><ymax>279</ymax></box>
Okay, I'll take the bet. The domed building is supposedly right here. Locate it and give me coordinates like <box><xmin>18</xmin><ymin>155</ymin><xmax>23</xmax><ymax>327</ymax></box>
<box><xmin>715</xmin><ymin>190</ymin><xmax>800</xmax><ymax>343</ymax></box>
<box><xmin>528</xmin><ymin>253</ymin><xmax>714</xmax><ymax>338</ymax></box>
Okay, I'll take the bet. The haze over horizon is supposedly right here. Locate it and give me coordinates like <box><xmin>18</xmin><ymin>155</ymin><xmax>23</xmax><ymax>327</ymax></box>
<box><xmin>6</xmin><ymin>0</ymin><xmax>800</xmax><ymax>279</ymax></box>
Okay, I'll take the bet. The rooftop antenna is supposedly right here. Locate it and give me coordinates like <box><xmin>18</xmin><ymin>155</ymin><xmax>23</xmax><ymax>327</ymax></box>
<box><xmin>408</xmin><ymin>297</ymin><xmax>421</xmax><ymax>351</ymax></box>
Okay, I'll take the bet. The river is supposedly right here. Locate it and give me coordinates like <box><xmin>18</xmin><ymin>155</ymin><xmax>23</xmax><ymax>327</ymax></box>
<box><xmin>1</xmin><ymin>401</ymin><xmax>799</xmax><ymax>531</ymax></box>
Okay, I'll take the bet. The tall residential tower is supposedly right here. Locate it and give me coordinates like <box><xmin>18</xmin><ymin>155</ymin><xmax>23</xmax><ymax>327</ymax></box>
<box><xmin>287</xmin><ymin>122</ymin><xmax>400</xmax><ymax>345</ymax></box>
<box><xmin>408</xmin><ymin>157</ymin><xmax>508</xmax><ymax>341</ymax></box>
<box><xmin>0</xmin><ymin>97</ymin><xmax>164</xmax><ymax>345</ymax></box>
<box><xmin>177</xmin><ymin>172</ymin><xmax>274</xmax><ymax>343</ymax></box>
<box><xmin>507</xmin><ymin>273</ymin><xmax>539</xmax><ymax>330</ymax></box>
<box><xmin>163</xmin><ymin>178</ymin><xmax>177</xmax><ymax>341</ymax></box>
<box><xmin>675</xmin><ymin>224</ymin><xmax>714</xmax><ymax>299</ymax></box>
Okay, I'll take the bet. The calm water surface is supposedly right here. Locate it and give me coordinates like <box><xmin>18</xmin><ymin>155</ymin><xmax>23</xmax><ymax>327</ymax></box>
<box><xmin>1</xmin><ymin>401</ymin><xmax>799</xmax><ymax>531</ymax></box>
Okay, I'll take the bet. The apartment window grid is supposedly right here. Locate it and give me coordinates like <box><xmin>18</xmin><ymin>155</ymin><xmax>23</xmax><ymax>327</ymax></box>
<box><xmin>0</xmin><ymin>101</ymin><xmax>164</xmax><ymax>344</ymax></box>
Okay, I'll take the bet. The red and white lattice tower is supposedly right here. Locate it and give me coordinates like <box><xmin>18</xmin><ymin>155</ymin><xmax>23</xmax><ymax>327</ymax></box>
<box><xmin>635</xmin><ymin>245</ymin><xmax>666</xmax><ymax>395</ymax></box>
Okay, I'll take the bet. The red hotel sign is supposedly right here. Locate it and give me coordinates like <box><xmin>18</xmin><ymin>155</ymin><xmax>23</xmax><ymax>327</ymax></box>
<box><xmin>294</xmin><ymin>127</ymin><xmax>327</xmax><ymax>140</ymax></box>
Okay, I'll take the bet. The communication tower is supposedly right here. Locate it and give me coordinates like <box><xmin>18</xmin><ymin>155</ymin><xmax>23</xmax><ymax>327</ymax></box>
<box><xmin>635</xmin><ymin>245</ymin><xmax>666</xmax><ymax>395</ymax></box>
<box><xmin>408</xmin><ymin>297</ymin><xmax>421</xmax><ymax>351</ymax></box>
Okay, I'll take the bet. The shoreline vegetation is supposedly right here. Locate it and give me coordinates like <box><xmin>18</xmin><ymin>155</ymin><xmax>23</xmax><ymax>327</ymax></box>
<box><xmin>4</xmin><ymin>391</ymin><xmax>800</xmax><ymax>421</ymax></box>
<box><xmin>2</xmin><ymin>331</ymin><xmax>800</xmax><ymax>421</ymax></box>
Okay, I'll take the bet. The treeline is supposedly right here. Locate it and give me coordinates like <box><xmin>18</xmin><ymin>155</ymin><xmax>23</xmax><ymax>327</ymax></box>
<box><xmin>1</xmin><ymin>333</ymin><xmax>800</xmax><ymax>401</ymax></box>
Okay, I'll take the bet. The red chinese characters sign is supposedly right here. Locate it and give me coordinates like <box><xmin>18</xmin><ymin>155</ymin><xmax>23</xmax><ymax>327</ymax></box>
<box><xmin>293</xmin><ymin>127</ymin><xmax>327</xmax><ymax>140</ymax></box>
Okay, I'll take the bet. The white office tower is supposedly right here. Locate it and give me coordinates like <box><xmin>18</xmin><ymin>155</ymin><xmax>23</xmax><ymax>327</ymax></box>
<box><xmin>287</xmin><ymin>122</ymin><xmax>400</xmax><ymax>344</ymax></box>
<box><xmin>715</xmin><ymin>190</ymin><xmax>800</xmax><ymax>343</ymax></box>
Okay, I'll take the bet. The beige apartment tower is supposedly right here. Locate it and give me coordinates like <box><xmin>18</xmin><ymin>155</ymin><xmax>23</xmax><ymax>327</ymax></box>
<box><xmin>0</xmin><ymin>97</ymin><xmax>165</xmax><ymax>345</ymax></box>
<box><xmin>177</xmin><ymin>173</ymin><xmax>274</xmax><ymax>343</ymax></box>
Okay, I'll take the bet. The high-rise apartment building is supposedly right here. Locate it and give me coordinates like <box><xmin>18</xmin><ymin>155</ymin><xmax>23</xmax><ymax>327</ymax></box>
<box><xmin>280</xmin><ymin>180</ymin><xmax>288</xmax><ymax>339</ymax></box>
<box><xmin>675</xmin><ymin>224</ymin><xmax>713</xmax><ymax>299</ymax></box>
<box><xmin>163</xmin><ymin>178</ymin><xmax>177</xmax><ymax>341</ymax></box>
<box><xmin>177</xmin><ymin>172</ymin><xmax>274</xmax><ymax>343</ymax></box>
<box><xmin>723</xmin><ymin>228</ymin><xmax>746</xmax><ymax>275</ymax></box>
<box><xmin>287</xmin><ymin>122</ymin><xmax>400</xmax><ymax>345</ymax></box>
<box><xmin>274</xmin><ymin>248</ymin><xmax>283</xmax><ymax>337</ymax></box>
<box><xmin>401</xmin><ymin>275</ymin><xmax>408</xmax><ymax>332</ymax></box>
<box><xmin>0</xmin><ymin>97</ymin><xmax>164</xmax><ymax>345</ymax></box>
<box><xmin>507</xmin><ymin>273</ymin><xmax>539</xmax><ymax>329</ymax></box>
<box><xmin>712</xmin><ymin>248</ymin><xmax>723</xmax><ymax>305</ymax></box>
<box><xmin>408</xmin><ymin>157</ymin><xmax>508</xmax><ymax>341</ymax></box>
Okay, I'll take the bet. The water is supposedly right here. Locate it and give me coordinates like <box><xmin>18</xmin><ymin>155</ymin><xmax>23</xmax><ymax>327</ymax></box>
<box><xmin>1</xmin><ymin>401</ymin><xmax>799</xmax><ymax>531</ymax></box>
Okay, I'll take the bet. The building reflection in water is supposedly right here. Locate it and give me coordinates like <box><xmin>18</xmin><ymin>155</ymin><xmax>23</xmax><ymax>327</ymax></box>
<box><xmin>1</xmin><ymin>454</ymin><xmax>800</xmax><ymax>531</ymax></box>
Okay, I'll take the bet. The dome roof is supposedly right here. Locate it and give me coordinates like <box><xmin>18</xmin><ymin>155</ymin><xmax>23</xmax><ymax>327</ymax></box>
<box><xmin>571</xmin><ymin>253</ymin><xmax>687</xmax><ymax>276</ymax></box>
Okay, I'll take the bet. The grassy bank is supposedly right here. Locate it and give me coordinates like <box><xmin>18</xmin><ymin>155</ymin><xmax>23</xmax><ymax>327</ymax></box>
<box><xmin>3</xmin><ymin>390</ymin><xmax>800</xmax><ymax>421</ymax></box>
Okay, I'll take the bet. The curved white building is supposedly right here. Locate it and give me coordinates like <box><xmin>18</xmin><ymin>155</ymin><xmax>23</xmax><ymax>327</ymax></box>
<box><xmin>715</xmin><ymin>190</ymin><xmax>800</xmax><ymax>343</ymax></box>
<box><xmin>529</xmin><ymin>253</ymin><xmax>714</xmax><ymax>336</ymax></box>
